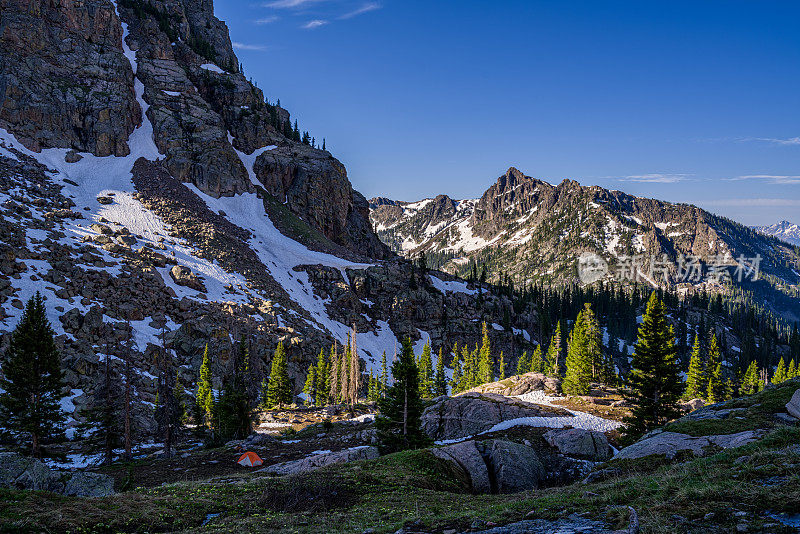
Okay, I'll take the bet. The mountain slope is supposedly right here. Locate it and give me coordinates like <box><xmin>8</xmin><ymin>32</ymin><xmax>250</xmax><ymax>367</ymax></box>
<box><xmin>0</xmin><ymin>0</ymin><xmax>531</xmax><ymax>437</ymax></box>
<box><xmin>371</xmin><ymin>167</ymin><xmax>800</xmax><ymax>320</ymax></box>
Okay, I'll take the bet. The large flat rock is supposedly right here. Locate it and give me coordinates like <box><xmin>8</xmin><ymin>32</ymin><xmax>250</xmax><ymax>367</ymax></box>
<box><xmin>421</xmin><ymin>392</ymin><xmax>570</xmax><ymax>441</ymax></box>
<box><xmin>544</xmin><ymin>428</ymin><xmax>613</xmax><ymax>461</ymax></box>
<box><xmin>262</xmin><ymin>446</ymin><xmax>379</xmax><ymax>475</ymax></box>
<box><xmin>616</xmin><ymin>430</ymin><xmax>763</xmax><ymax>460</ymax></box>
<box><xmin>786</xmin><ymin>388</ymin><xmax>800</xmax><ymax>419</ymax></box>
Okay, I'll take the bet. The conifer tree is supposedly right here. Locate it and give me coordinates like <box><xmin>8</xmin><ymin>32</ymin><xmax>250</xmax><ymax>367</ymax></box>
<box><xmin>417</xmin><ymin>342</ymin><xmax>434</xmax><ymax>398</ymax></box>
<box><xmin>788</xmin><ymin>359</ymin><xmax>797</xmax><ymax>380</ymax></box>
<box><xmin>517</xmin><ymin>350</ymin><xmax>530</xmax><ymax>375</ymax></box>
<box><xmin>302</xmin><ymin>364</ymin><xmax>317</xmax><ymax>405</ymax></box>
<box><xmin>546</xmin><ymin>322</ymin><xmax>563</xmax><ymax>377</ymax></box>
<box><xmin>623</xmin><ymin>293</ymin><xmax>683</xmax><ymax>440</ymax></box>
<box><xmin>329</xmin><ymin>342</ymin><xmax>341</xmax><ymax>403</ymax></box>
<box><xmin>773</xmin><ymin>357</ymin><xmax>788</xmax><ymax>384</ymax></box>
<box><xmin>376</xmin><ymin>338</ymin><xmax>430</xmax><ymax>453</ymax></box>
<box><xmin>78</xmin><ymin>350</ymin><xmax>123</xmax><ymax>465</ymax></box>
<box><xmin>684</xmin><ymin>334</ymin><xmax>706</xmax><ymax>400</ymax></box>
<box><xmin>379</xmin><ymin>351</ymin><xmax>389</xmax><ymax>397</ymax></box>
<box><xmin>451</xmin><ymin>346</ymin><xmax>463</xmax><ymax>393</ymax></box>
<box><xmin>477</xmin><ymin>322</ymin><xmax>493</xmax><ymax>384</ymax></box>
<box><xmin>314</xmin><ymin>348</ymin><xmax>328</xmax><ymax>405</ymax></box>
<box><xmin>741</xmin><ymin>360</ymin><xmax>762</xmax><ymax>395</ymax></box>
<box><xmin>434</xmin><ymin>348</ymin><xmax>447</xmax><ymax>397</ymax></box>
<box><xmin>460</xmin><ymin>344</ymin><xmax>474</xmax><ymax>390</ymax></box>
<box><xmin>531</xmin><ymin>345</ymin><xmax>544</xmax><ymax>374</ymax></box>
<box><xmin>348</xmin><ymin>326</ymin><xmax>361</xmax><ymax>404</ymax></box>
<box><xmin>266</xmin><ymin>342</ymin><xmax>292</xmax><ymax>408</ymax></box>
<box><xmin>706</xmin><ymin>334</ymin><xmax>726</xmax><ymax>404</ymax></box>
<box><xmin>563</xmin><ymin>308</ymin><xmax>593</xmax><ymax>396</ymax></box>
<box><xmin>214</xmin><ymin>337</ymin><xmax>253</xmax><ymax>443</ymax></box>
<box><xmin>0</xmin><ymin>293</ymin><xmax>66</xmax><ymax>458</ymax></box>
<box><xmin>498</xmin><ymin>351</ymin><xmax>506</xmax><ymax>380</ymax></box>
<box><xmin>196</xmin><ymin>344</ymin><xmax>214</xmax><ymax>425</ymax></box>
<box><xmin>581</xmin><ymin>303</ymin><xmax>604</xmax><ymax>381</ymax></box>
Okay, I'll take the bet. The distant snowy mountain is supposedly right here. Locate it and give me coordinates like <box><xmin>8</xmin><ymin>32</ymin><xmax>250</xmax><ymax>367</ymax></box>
<box><xmin>370</xmin><ymin>167</ymin><xmax>800</xmax><ymax>320</ymax></box>
<box><xmin>753</xmin><ymin>221</ymin><xmax>800</xmax><ymax>246</ymax></box>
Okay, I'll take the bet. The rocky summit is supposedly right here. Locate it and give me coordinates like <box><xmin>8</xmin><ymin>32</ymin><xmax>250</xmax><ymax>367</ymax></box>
<box><xmin>371</xmin><ymin>167</ymin><xmax>800</xmax><ymax>321</ymax></box>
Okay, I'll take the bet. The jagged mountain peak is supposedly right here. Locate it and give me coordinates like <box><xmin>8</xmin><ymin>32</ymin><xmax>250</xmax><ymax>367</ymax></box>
<box><xmin>753</xmin><ymin>220</ymin><xmax>800</xmax><ymax>246</ymax></box>
<box><xmin>371</xmin><ymin>166</ymin><xmax>800</xmax><ymax>320</ymax></box>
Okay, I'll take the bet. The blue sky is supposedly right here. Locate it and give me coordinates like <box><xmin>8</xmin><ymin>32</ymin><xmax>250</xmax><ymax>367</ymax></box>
<box><xmin>216</xmin><ymin>0</ymin><xmax>800</xmax><ymax>226</ymax></box>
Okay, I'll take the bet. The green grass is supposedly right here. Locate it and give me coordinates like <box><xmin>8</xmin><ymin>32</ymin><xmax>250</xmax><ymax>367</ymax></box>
<box><xmin>2</xmin><ymin>382</ymin><xmax>799</xmax><ymax>533</ymax></box>
<box><xmin>2</xmin><ymin>428</ymin><xmax>800</xmax><ymax>533</ymax></box>
<box><xmin>665</xmin><ymin>380</ymin><xmax>799</xmax><ymax>437</ymax></box>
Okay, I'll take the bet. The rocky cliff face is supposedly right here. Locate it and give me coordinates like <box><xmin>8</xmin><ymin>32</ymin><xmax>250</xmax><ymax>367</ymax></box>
<box><xmin>0</xmin><ymin>0</ymin><xmax>140</xmax><ymax>156</ymax></box>
<box><xmin>371</xmin><ymin>167</ymin><xmax>800</xmax><ymax>320</ymax></box>
<box><xmin>0</xmin><ymin>0</ymin><xmax>388</xmax><ymax>259</ymax></box>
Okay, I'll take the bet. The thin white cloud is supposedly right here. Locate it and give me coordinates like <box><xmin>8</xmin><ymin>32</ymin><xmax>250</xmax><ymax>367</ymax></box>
<box><xmin>339</xmin><ymin>1</ymin><xmax>380</xmax><ymax>19</ymax></box>
<box><xmin>232</xmin><ymin>42</ymin><xmax>269</xmax><ymax>51</ymax></box>
<box><xmin>740</xmin><ymin>136</ymin><xmax>800</xmax><ymax>146</ymax></box>
<box><xmin>263</xmin><ymin>0</ymin><xmax>325</xmax><ymax>8</ymax></box>
<box><xmin>702</xmin><ymin>198</ymin><xmax>800</xmax><ymax>207</ymax></box>
<box><xmin>617</xmin><ymin>173</ymin><xmax>690</xmax><ymax>184</ymax></box>
<box><xmin>254</xmin><ymin>16</ymin><xmax>279</xmax><ymax>24</ymax></box>
<box><xmin>302</xmin><ymin>19</ymin><xmax>328</xmax><ymax>29</ymax></box>
<box><xmin>727</xmin><ymin>175</ymin><xmax>800</xmax><ymax>185</ymax></box>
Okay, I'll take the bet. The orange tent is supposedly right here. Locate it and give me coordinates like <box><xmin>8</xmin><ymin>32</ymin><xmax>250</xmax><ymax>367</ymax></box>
<box><xmin>237</xmin><ymin>451</ymin><xmax>263</xmax><ymax>467</ymax></box>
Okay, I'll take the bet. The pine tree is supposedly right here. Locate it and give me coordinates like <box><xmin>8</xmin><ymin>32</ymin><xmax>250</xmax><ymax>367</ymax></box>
<box><xmin>546</xmin><ymin>322</ymin><xmax>563</xmax><ymax>377</ymax></box>
<box><xmin>379</xmin><ymin>351</ymin><xmax>389</xmax><ymax>397</ymax></box>
<box><xmin>417</xmin><ymin>341</ymin><xmax>434</xmax><ymax>398</ymax></box>
<box><xmin>266</xmin><ymin>342</ymin><xmax>292</xmax><ymax>408</ymax></box>
<box><xmin>348</xmin><ymin>326</ymin><xmax>361</xmax><ymax>404</ymax></box>
<box><xmin>623</xmin><ymin>293</ymin><xmax>683</xmax><ymax>440</ymax></box>
<box><xmin>0</xmin><ymin>293</ymin><xmax>66</xmax><ymax>458</ymax></box>
<box><xmin>706</xmin><ymin>334</ymin><xmax>726</xmax><ymax>404</ymax></box>
<box><xmin>195</xmin><ymin>344</ymin><xmax>214</xmax><ymax>425</ymax></box>
<box><xmin>684</xmin><ymin>334</ymin><xmax>706</xmax><ymax>400</ymax></box>
<box><xmin>563</xmin><ymin>308</ymin><xmax>593</xmax><ymax>396</ymax></box>
<box><xmin>498</xmin><ymin>351</ymin><xmax>506</xmax><ymax>380</ymax></box>
<box><xmin>477</xmin><ymin>322</ymin><xmax>493</xmax><ymax>384</ymax></box>
<box><xmin>580</xmin><ymin>303</ymin><xmax>604</xmax><ymax>381</ymax></box>
<box><xmin>773</xmin><ymin>357</ymin><xmax>788</xmax><ymax>384</ymax></box>
<box><xmin>314</xmin><ymin>348</ymin><xmax>328</xmax><ymax>405</ymax></box>
<box><xmin>451</xmin><ymin>345</ymin><xmax>463</xmax><ymax>393</ymax></box>
<box><xmin>78</xmin><ymin>351</ymin><xmax>123</xmax><ymax>465</ymax></box>
<box><xmin>339</xmin><ymin>343</ymin><xmax>350</xmax><ymax>404</ymax></box>
<box><xmin>459</xmin><ymin>344</ymin><xmax>473</xmax><ymax>391</ymax></box>
<box><xmin>376</xmin><ymin>338</ymin><xmax>430</xmax><ymax>453</ymax></box>
<box><xmin>214</xmin><ymin>337</ymin><xmax>253</xmax><ymax>442</ymax></box>
<box><xmin>740</xmin><ymin>360</ymin><xmax>762</xmax><ymax>395</ymax></box>
<box><xmin>530</xmin><ymin>345</ymin><xmax>544</xmax><ymax>374</ymax></box>
<box><xmin>516</xmin><ymin>350</ymin><xmax>530</xmax><ymax>375</ymax></box>
<box><xmin>434</xmin><ymin>347</ymin><xmax>447</xmax><ymax>397</ymax></box>
<box><xmin>302</xmin><ymin>364</ymin><xmax>317</xmax><ymax>406</ymax></box>
<box><xmin>788</xmin><ymin>359</ymin><xmax>798</xmax><ymax>380</ymax></box>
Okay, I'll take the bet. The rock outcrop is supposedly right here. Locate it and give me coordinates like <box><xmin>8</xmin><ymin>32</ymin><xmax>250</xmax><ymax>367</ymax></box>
<box><xmin>786</xmin><ymin>388</ymin><xmax>800</xmax><ymax>419</ymax></box>
<box><xmin>0</xmin><ymin>452</ymin><xmax>114</xmax><ymax>497</ymax></box>
<box><xmin>432</xmin><ymin>439</ymin><xmax>544</xmax><ymax>494</ymax></box>
<box><xmin>421</xmin><ymin>392</ymin><xmax>570</xmax><ymax>441</ymax></box>
<box><xmin>0</xmin><ymin>0</ymin><xmax>140</xmax><ymax>157</ymax></box>
<box><xmin>464</xmin><ymin>372</ymin><xmax>561</xmax><ymax>397</ymax></box>
<box><xmin>615</xmin><ymin>430</ymin><xmax>763</xmax><ymax>460</ymax></box>
<box><xmin>262</xmin><ymin>446</ymin><xmax>379</xmax><ymax>475</ymax></box>
<box><xmin>543</xmin><ymin>428</ymin><xmax>613</xmax><ymax>461</ymax></box>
